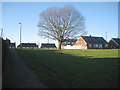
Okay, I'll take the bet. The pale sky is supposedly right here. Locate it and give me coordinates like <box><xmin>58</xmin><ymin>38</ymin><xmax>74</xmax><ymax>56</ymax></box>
<box><xmin>1</xmin><ymin>2</ymin><xmax>118</xmax><ymax>47</ymax></box>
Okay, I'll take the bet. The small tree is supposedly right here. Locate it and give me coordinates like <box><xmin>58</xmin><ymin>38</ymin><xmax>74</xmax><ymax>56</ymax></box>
<box><xmin>38</xmin><ymin>5</ymin><xmax>86</xmax><ymax>49</ymax></box>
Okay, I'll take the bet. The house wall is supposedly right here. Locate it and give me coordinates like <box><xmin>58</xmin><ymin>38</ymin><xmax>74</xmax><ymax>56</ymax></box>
<box><xmin>61</xmin><ymin>45</ymin><xmax>64</xmax><ymax>49</ymax></box>
<box><xmin>22</xmin><ymin>47</ymin><xmax>38</xmax><ymax>49</ymax></box>
<box><xmin>75</xmin><ymin>37</ymin><xmax>87</xmax><ymax>46</ymax></box>
<box><xmin>87</xmin><ymin>44</ymin><xmax>109</xmax><ymax>49</ymax></box>
<box><xmin>75</xmin><ymin>37</ymin><xmax>87</xmax><ymax>49</ymax></box>
<box><xmin>62</xmin><ymin>45</ymin><xmax>87</xmax><ymax>49</ymax></box>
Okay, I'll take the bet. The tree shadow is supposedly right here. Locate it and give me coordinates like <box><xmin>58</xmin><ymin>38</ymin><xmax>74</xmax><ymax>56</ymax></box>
<box><xmin>15</xmin><ymin>49</ymin><xmax>119</xmax><ymax>88</ymax></box>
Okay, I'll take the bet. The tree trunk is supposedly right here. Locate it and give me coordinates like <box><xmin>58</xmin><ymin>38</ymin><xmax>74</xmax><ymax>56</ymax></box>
<box><xmin>58</xmin><ymin>41</ymin><xmax>62</xmax><ymax>49</ymax></box>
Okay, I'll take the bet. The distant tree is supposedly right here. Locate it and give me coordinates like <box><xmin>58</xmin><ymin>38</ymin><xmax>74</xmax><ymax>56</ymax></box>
<box><xmin>38</xmin><ymin>5</ymin><xmax>87</xmax><ymax>49</ymax></box>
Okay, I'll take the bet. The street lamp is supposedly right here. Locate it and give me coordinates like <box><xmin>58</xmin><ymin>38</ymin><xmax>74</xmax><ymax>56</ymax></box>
<box><xmin>105</xmin><ymin>32</ymin><xmax>107</xmax><ymax>41</ymax></box>
<box><xmin>19</xmin><ymin>22</ymin><xmax>22</xmax><ymax>49</ymax></box>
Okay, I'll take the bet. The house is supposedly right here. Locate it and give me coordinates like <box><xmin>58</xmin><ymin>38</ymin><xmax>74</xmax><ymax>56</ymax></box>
<box><xmin>61</xmin><ymin>39</ymin><xmax>77</xmax><ymax>49</ymax></box>
<box><xmin>61</xmin><ymin>35</ymin><xmax>109</xmax><ymax>49</ymax></box>
<box><xmin>41</xmin><ymin>43</ymin><xmax>57</xmax><ymax>48</ymax></box>
<box><xmin>108</xmin><ymin>38</ymin><xmax>120</xmax><ymax>49</ymax></box>
<box><xmin>17</xmin><ymin>43</ymin><xmax>38</xmax><ymax>48</ymax></box>
<box><xmin>75</xmin><ymin>35</ymin><xmax>109</xmax><ymax>49</ymax></box>
<box><xmin>9</xmin><ymin>43</ymin><xmax>16</xmax><ymax>48</ymax></box>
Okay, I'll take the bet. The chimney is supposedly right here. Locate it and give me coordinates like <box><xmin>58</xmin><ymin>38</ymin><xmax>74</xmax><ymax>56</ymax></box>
<box><xmin>89</xmin><ymin>35</ymin><xmax>91</xmax><ymax>37</ymax></box>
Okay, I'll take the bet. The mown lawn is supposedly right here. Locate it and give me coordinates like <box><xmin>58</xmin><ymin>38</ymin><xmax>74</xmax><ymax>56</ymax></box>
<box><xmin>16</xmin><ymin>49</ymin><xmax>119</xmax><ymax>88</ymax></box>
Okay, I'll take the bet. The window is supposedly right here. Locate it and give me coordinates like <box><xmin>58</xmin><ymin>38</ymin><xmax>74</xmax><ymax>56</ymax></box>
<box><xmin>62</xmin><ymin>42</ymin><xmax>66</xmax><ymax>44</ymax></box>
<box><xmin>96</xmin><ymin>44</ymin><xmax>98</xmax><ymax>47</ymax></box>
<box><xmin>68</xmin><ymin>42</ymin><xmax>70</xmax><ymax>44</ymax></box>
<box><xmin>93</xmin><ymin>44</ymin><xmax>98</xmax><ymax>48</ymax></box>
<box><xmin>88</xmin><ymin>44</ymin><xmax>92</xmax><ymax>47</ymax></box>
<box><xmin>72</xmin><ymin>42</ymin><xmax>75</xmax><ymax>44</ymax></box>
<box><xmin>93</xmin><ymin>44</ymin><xmax>96</xmax><ymax>47</ymax></box>
<box><xmin>99</xmin><ymin>44</ymin><xmax>102</xmax><ymax>47</ymax></box>
<box><xmin>105</xmin><ymin>44</ymin><xmax>108</xmax><ymax>47</ymax></box>
<box><xmin>65</xmin><ymin>42</ymin><xmax>67</xmax><ymax>44</ymax></box>
<box><xmin>99</xmin><ymin>44</ymin><xmax>102</xmax><ymax>49</ymax></box>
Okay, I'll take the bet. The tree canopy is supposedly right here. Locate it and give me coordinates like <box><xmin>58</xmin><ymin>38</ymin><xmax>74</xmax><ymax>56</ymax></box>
<box><xmin>38</xmin><ymin>5</ymin><xmax>87</xmax><ymax>49</ymax></box>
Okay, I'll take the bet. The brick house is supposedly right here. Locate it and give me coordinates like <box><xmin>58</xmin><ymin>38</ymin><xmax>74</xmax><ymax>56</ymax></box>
<box><xmin>75</xmin><ymin>35</ymin><xmax>109</xmax><ymax>49</ymax></box>
<box><xmin>17</xmin><ymin>43</ymin><xmax>38</xmax><ymax>48</ymax></box>
<box><xmin>61</xmin><ymin>35</ymin><xmax>108</xmax><ymax>49</ymax></box>
<box><xmin>108</xmin><ymin>38</ymin><xmax>120</xmax><ymax>49</ymax></box>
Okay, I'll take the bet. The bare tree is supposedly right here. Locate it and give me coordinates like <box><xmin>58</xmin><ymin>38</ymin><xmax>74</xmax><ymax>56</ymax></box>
<box><xmin>38</xmin><ymin>5</ymin><xmax>86</xmax><ymax>49</ymax></box>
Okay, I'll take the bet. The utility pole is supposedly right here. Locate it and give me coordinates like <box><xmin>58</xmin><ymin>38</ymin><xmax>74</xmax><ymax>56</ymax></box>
<box><xmin>105</xmin><ymin>32</ymin><xmax>107</xmax><ymax>41</ymax></box>
<box><xmin>19</xmin><ymin>22</ymin><xmax>22</xmax><ymax>49</ymax></box>
<box><xmin>48</xmin><ymin>35</ymin><xmax>49</xmax><ymax>44</ymax></box>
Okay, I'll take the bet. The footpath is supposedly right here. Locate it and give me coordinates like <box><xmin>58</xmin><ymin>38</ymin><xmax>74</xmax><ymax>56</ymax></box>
<box><xmin>2</xmin><ymin>49</ymin><xmax>47</xmax><ymax>88</ymax></box>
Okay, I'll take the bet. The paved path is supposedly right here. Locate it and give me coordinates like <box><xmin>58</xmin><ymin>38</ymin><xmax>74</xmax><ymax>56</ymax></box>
<box><xmin>2</xmin><ymin>49</ymin><xmax>47</xmax><ymax>88</ymax></box>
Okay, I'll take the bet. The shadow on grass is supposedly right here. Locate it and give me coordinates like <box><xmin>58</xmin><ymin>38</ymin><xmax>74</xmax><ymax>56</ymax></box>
<box><xmin>16</xmin><ymin>49</ymin><xmax>119</xmax><ymax>88</ymax></box>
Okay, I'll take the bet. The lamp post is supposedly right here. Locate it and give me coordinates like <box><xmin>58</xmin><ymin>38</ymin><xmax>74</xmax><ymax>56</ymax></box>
<box><xmin>19</xmin><ymin>22</ymin><xmax>22</xmax><ymax>49</ymax></box>
<box><xmin>105</xmin><ymin>32</ymin><xmax>107</xmax><ymax>41</ymax></box>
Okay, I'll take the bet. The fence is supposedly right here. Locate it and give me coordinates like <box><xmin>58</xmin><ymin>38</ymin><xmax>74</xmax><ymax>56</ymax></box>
<box><xmin>0</xmin><ymin>38</ymin><xmax>10</xmax><ymax>71</ymax></box>
<box><xmin>0</xmin><ymin>38</ymin><xmax>2</xmax><ymax>89</ymax></box>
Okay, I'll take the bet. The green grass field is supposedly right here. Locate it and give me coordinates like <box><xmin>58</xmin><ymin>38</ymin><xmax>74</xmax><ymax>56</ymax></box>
<box><xmin>17</xmin><ymin>49</ymin><xmax>119</xmax><ymax>88</ymax></box>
